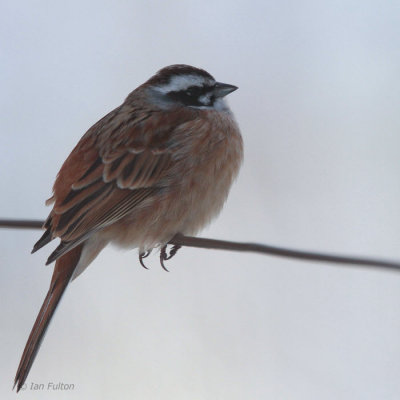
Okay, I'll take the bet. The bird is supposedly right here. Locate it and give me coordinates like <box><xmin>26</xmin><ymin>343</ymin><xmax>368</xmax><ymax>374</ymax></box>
<box><xmin>14</xmin><ymin>64</ymin><xmax>243</xmax><ymax>391</ymax></box>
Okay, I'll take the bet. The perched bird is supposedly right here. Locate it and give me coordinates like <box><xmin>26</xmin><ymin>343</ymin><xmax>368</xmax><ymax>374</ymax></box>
<box><xmin>14</xmin><ymin>64</ymin><xmax>243</xmax><ymax>391</ymax></box>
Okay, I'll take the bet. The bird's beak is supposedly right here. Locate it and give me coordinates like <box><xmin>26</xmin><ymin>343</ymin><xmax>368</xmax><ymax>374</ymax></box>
<box><xmin>213</xmin><ymin>82</ymin><xmax>238</xmax><ymax>98</ymax></box>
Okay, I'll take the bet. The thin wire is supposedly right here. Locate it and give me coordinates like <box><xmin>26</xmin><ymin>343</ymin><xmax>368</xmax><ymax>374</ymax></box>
<box><xmin>1</xmin><ymin>219</ymin><xmax>400</xmax><ymax>273</ymax></box>
<box><xmin>169</xmin><ymin>234</ymin><xmax>400</xmax><ymax>272</ymax></box>
<box><xmin>0</xmin><ymin>219</ymin><xmax>43</xmax><ymax>229</ymax></box>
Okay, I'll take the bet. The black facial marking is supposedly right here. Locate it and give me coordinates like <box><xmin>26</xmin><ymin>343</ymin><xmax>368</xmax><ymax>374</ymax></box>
<box><xmin>167</xmin><ymin>84</ymin><xmax>215</xmax><ymax>107</ymax></box>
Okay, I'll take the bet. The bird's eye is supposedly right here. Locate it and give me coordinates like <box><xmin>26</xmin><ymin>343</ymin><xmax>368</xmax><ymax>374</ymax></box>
<box><xmin>186</xmin><ymin>88</ymin><xmax>194</xmax><ymax>96</ymax></box>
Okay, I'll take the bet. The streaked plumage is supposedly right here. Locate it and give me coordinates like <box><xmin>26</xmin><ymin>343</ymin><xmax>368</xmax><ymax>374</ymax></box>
<box><xmin>14</xmin><ymin>64</ymin><xmax>243</xmax><ymax>391</ymax></box>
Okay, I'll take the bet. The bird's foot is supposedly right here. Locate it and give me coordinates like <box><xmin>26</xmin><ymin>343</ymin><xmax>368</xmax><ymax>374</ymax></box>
<box><xmin>139</xmin><ymin>250</ymin><xmax>152</xmax><ymax>269</ymax></box>
<box><xmin>159</xmin><ymin>244</ymin><xmax>181</xmax><ymax>272</ymax></box>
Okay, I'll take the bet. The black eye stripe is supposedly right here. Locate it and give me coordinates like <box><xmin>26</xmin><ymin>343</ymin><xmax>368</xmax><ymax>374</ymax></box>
<box><xmin>167</xmin><ymin>85</ymin><xmax>215</xmax><ymax>107</ymax></box>
<box><xmin>185</xmin><ymin>85</ymin><xmax>209</xmax><ymax>96</ymax></box>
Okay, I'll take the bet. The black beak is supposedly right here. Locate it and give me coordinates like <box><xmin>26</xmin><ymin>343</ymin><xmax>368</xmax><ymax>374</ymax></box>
<box><xmin>213</xmin><ymin>82</ymin><xmax>238</xmax><ymax>98</ymax></box>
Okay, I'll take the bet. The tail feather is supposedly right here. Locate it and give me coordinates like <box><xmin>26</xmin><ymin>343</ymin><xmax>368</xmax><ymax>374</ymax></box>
<box><xmin>14</xmin><ymin>244</ymin><xmax>83</xmax><ymax>392</ymax></box>
<box><xmin>31</xmin><ymin>228</ymin><xmax>53</xmax><ymax>254</ymax></box>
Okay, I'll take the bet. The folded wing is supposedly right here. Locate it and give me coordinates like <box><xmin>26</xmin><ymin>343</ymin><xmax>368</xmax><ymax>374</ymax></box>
<box><xmin>33</xmin><ymin>107</ymin><xmax>196</xmax><ymax>263</ymax></box>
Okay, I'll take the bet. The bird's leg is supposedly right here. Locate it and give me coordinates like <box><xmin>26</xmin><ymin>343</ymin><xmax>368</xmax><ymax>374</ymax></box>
<box><xmin>159</xmin><ymin>244</ymin><xmax>181</xmax><ymax>271</ymax></box>
<box><xmin>139</xmin><ymin>250</ymin><xmax>152</xmax><ymax>269</ymax></box>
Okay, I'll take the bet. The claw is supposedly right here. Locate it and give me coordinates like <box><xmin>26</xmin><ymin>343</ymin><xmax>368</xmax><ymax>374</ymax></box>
<box><xmin>159</xmin><ymin>244</ymin><xmax>181</xmax><ymax>271</ymax></box>
<box><xmin>160</xmin><ymin>246</ymin><xmax>170</xmax><ymax>272</ymax></box>
<box><xmin>165</xmin><ymin>244</ymin><xmax>181</xmax><ymax>260</ymax></box>
<box><xmin>139</xmin><ymin>250</ymin><xmax>151</xmax><ymax>269</ymax></box>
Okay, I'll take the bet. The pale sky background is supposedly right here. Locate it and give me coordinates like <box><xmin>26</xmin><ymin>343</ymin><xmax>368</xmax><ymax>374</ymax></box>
<box><xmin>1</xmin><ymin>1</ymin><xmax>400</xmax><ymax>399</ymax></box>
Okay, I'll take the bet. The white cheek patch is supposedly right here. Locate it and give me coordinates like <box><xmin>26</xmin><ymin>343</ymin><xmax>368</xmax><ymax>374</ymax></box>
<box><xmin>191</xmin><ymin>98</ymin><xmax>229</xmax><ymax>111</ymax></box>
<box><xmin>213</xmin><ymin>98</ymin><xmax>227</xmax><ymax>111</ymax></box>
<box><xmin>154</xmin><ymin>75</ymin><xmax>214</xmax><ymax>93</ymax></box>
<box><xmin>198</xmin><ymin>93</ymin><xmax>212</xmax><ymax>105</ymax></box>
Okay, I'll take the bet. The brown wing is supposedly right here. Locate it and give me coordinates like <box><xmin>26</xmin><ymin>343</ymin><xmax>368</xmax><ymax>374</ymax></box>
<box><xmin>33</xmin><ymin>105</ymin><xmax>197</xmax><ymax>264</ymax></box>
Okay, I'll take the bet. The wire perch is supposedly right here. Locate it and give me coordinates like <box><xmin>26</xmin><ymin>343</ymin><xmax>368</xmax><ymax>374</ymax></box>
<box><xmin>1</xmin><ymin>219</ymin><xmax>400</xmax><ymax>273</ymax></box>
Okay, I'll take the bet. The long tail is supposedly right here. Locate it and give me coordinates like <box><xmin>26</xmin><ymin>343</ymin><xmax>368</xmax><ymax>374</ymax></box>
<box><xmin>14</xmin><ymin>244</ymin><xmax>83</xmax><ymax>392</ymax></box>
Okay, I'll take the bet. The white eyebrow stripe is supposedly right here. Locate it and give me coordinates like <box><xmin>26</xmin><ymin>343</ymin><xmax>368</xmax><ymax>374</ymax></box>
<box><xmin>153</xmin><ymin>75</ymin><xmax>214</xmax><ymax>93</ymax></box>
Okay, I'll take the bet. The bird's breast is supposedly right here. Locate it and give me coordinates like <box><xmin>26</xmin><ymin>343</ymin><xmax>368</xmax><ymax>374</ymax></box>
<box><xmin>168</xmin><ymin>110</ymin><xmax>243</xmax><ymax>235</ymax></box>
<box><xmin>107</xmin><ymin>110</ymin><xmax>243</xmax><ymax>251</ymax></box>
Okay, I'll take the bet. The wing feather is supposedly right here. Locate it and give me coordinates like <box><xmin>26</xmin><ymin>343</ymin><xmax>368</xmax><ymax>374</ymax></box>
<box><xmin>34</xmin><ymin>106</ymin><xmax>196</xmax><ymax>263</ymax></box>
<box><xmin>71</xmin><ymin>158</ymin><xmax>103</xmax><ymax>190</ymax></box>
<box><xmin>46</xmin><ymin>187</ymin><xmax>157</xmax><ymax>264</ymax></box>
